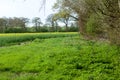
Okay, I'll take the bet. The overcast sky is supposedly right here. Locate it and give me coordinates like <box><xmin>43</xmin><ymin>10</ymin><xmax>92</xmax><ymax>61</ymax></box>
<box><xmin>0</xmin><ymin>0</ymin><xmax>56</xmax><ymax>23</ymax></box>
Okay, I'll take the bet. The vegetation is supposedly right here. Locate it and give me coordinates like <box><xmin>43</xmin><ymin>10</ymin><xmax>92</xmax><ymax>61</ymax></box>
<box><xmin>0</xmin><ymin>16</ymin><xmax>78</xmax><ymax>33</ymax></box>
<box><xmin>52</xmin><ymin>0</ymin><xmax>120</xmax><ymax>45</ymax></box>
<box><xmin>0</xmin><ymin>32</ymin><xmax>77</xmax><ymax>47</ymax></box>
<box><xmin>32</xmin><ymin>17</ymin><xmax>42</xmax><ymax>32</ymax></box>
<box><xmin>0</xmin><ymin>0</ymin><xmax>119</xmax><ymax>80</ymax></box>
<box><xmin>0</xmin><ymin>33</ymin><xmax>119</xmax><ymax>80</ymax></box>
<box><xmin>0</xmin><ymin>17</ymin><xmax>29</xmax><ymax>33</ymax></box>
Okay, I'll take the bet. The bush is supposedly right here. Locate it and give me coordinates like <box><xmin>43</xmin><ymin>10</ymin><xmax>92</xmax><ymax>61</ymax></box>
<box><xmin>5</xmin><ymin>27</ymin><xmax>26</xmax><ymax>33</ymax></box>
<box><xmin>40</xmin><ymin>26</ymin><xmax>49</xmax><ymax>32</ymax></box>
<box><xmin>68</xmin><ymin>26</ymin><xmax>78</xmax><ymax>32</ymax></box>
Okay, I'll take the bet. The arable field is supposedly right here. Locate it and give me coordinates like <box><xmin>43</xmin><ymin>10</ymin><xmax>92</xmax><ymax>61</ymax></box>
<box><xmin>0</xmin><ymin>32</ymin><xmax>77</xmax><ymax>47</ymax></box>
<box><xmin>0</xmin><ymin>33</ymin><xmax>119</xmax><ymax>80</ymax></box>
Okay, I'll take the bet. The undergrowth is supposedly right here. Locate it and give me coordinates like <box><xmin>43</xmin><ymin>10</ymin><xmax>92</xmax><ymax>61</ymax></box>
<box><xmin>0</xmin><ymin>35</ymin><xmax>119</xmax><ymax>80</ymax></box>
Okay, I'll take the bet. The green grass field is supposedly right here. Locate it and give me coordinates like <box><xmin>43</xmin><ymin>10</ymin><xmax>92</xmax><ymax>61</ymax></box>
<box><xmin>0</xmin><ymin>33</ymin><xmax>119</xmax><ymax>80</ymax></box>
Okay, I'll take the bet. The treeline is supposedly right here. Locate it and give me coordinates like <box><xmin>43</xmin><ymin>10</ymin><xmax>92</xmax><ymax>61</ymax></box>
<box><xmin>0</xmin><ymin>17</ymin><xmax>28</xmax><ymax>33</ymax></box>
<box><xmin>53</xmin><ymin>0</ymin><xmax>120</xmax><ymax>45</ymax></box>
<box><xmin>0</xmin><ymin>17</ymin><xmax>78</xmax><ymax>33</ymax></box>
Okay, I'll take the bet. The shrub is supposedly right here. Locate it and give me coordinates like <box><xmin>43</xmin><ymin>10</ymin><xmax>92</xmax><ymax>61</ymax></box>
<box><xmin>86</xmin><ymin>14</ymin><xmax>103</xmax><ymax>36</ymax></box>
<box><xmin>5</xmin><ymin>27</ymin><xmax>26</xmax><ymax>33</ymax></box>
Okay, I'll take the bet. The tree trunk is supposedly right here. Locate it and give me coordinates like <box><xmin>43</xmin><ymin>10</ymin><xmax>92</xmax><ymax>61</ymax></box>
<box><xmin>107</xmin><ymin>18</ymin><xmax>120</xmax><ymax>45</ymax></box>
<box><xmin>106</xmin><ymin>0</ymin><xmax>120</xmax><ymax>45</ymax></box>
<box><xmin>35</xmin><ymin>23</ymin><xmax>38</xmax><ymax>32</ymax></box>
<box><xmin>78</xmin><ymin>16</ymin><xmax>86</xmax><ymax>35</ymax></box>
<box><xmin>65</xmin><ymin>23</ymin><xmax>68</xmax><ymax>32</ymax></box>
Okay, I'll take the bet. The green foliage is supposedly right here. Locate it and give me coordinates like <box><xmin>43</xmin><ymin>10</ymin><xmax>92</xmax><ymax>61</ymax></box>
<box><xmin>5</xmin><ymin>27</ymin><xmax>26</xmax><ymax>33</ymax></box>
<box><xmin>40</xmin><ymin>26</ymin><xmax>49</xmax><ymax>32</ymax></box>
<box><xmin>0</xmin><ymin>34</ymin><xmax>119</xmax><ymax>80</ymax></box>
<box><xmin>58</xmin><ymin>0</ymin><xmax>120</xmax><ymax>45</ymax></box>
<box><xmin>86</xmin><ymin>14</ymin><xmax>103</xmax><ymax>35</ymax></box>
<box><xmin>68</xmin><ymin>26</ymin><xmax>78</xmax><ymax>32</ymax></box>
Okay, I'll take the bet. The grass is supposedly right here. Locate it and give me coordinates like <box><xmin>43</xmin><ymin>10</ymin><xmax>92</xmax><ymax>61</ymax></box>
<box><xmin>0</xmin><ymin>33</ymin><xmax>119</xmax><ymax>80</ymax></box>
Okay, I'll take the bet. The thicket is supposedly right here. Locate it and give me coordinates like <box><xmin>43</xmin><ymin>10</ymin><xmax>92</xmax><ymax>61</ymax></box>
<box><xmin>55</xmin><ymin>0</ymin><xmax>120</xmax><ymax>45</ymax></box>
